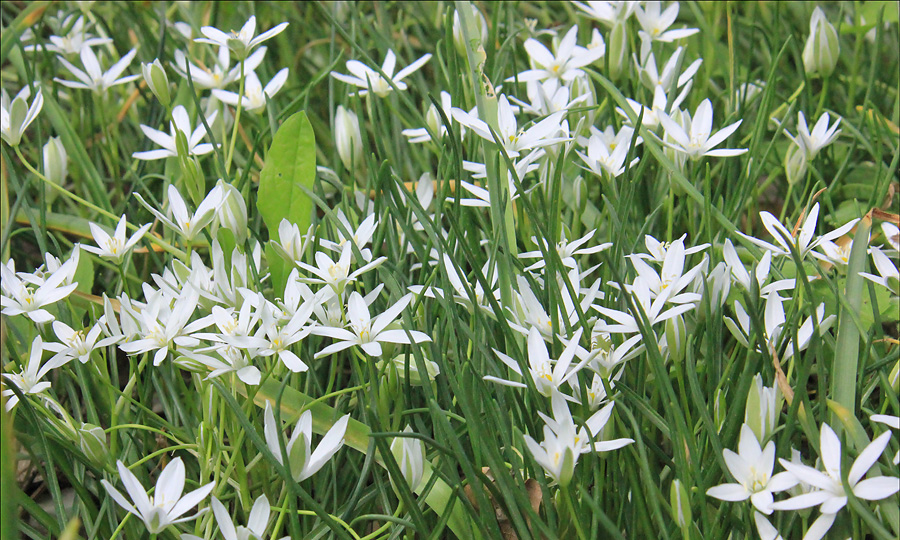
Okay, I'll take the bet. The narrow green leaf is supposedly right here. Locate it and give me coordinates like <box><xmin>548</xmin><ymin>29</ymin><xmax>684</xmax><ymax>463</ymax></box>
<box><xmin>0</xmin><ymin>401</ymin><xmax>16</xmax><ymax>540</ymax></box>
<box><xmin>257</xmin><ymin>111</ymin><xmax>316</xmax><ymax>241</ymax></box>
<box><xmin>0</xmin><ymin>2</ymin><xmax>49</xmax><ymax>61</ymax></box>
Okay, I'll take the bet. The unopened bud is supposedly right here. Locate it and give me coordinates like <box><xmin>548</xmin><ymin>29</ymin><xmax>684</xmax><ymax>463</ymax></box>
<box><xmin>77</xmin><ymin>423</ymin><xmax>108</xmax><ymax>466</ymax></box>
<box><xmin>608</xmin><ymin>22</ymin><xmax>629</xmax><ymax>81</ymax></box>
<box><xmin>142</xmin><ymin>59</ymin><xmax>171</xmax><ymax>107</ymax></box>
<box><xmin>425</xmin><ymin>103</ymin><xmax>443</xmax><ymax>139</ymax></box>
<box><xmin>452</xmin><ymin>6</ymin><xmax>489</xmax><ymax>58</ymax></box>
<box><xmin>665</xmin><ymin>313</ymin><xmax>686</xmax><ymax>364</ymax></box>
<box><xmin>803</xmin><ymin>7</ymin><xmax>839</xmax><ymax>78</ymax></box>
<box><xmin>214</xmin><ymin>180</ymin><xmax>248</xmax><ymax>244</ymax></box>
<box><xmin>670</xmin><ymin>479</ymin><xmax>692</xmax><ymax>529</ymax></box>
<box><xmin>390</xmin><ymin>426</ymin><xmax>425</xmax><ymax>491</ymax></box>
<box><xmin>713</xmin><ymin>388</ymin><xmax>727</xmax><ymax>433</ymax></box>
<box><xmin>42</xmin><ymin>136</ymin><xmax>68</xmax><ymax>204</ymax></box>
<box><xmin>784</xmin><ymin>141</ymin><xmax>808</xmax><ymax>185</ymax></box>
<box><xmin>335</xmin><ymin>105</ymin><xmax>363</xmax><ymax>170</ymax></box>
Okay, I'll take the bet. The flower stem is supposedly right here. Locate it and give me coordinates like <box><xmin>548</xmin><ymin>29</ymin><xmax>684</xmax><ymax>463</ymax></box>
<box><xmin>561</xmin><ymin>485</ymin><xmax>588</xmax><ymax>540</ymax></box>
<box><xmin>225</xmin><ymin>59</ymin><xmax>246</xmax><ymax>175</ymax></box>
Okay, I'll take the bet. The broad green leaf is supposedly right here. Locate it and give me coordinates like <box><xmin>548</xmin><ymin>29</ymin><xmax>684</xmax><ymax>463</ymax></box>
<box><xmin>0</xmin><ymin>399</ymin><xmax>15</xmax><ymax>540</ymax></box>
<box><xmin>257</xmin><ymin>111</ymin><xmax>316</xmax><ymax>242</ymax></box>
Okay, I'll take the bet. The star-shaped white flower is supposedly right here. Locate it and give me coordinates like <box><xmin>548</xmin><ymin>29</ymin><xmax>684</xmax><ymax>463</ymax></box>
<box><xmin>784</xmin><ymin>111</ymin><xmax>841</xmax><ymax>160</ymax></box>
<box><xmin>331</xmin><ymin>49</ymin><xmax>432</xmax><ymax>98</ymax></box>
<box><xmin>2</xmin><ymin>86</ymin><xmax>44</xmax><ymax>146</ymax></box>
<box><xmin>657</xmin><ymin>99</ymin><xmax>747</xmax><ymax>160</ymax></box>
<box><xmin>706</xmin><ymin>424</ymin><xmax>797</xmax><ymax>514</ymax></box>
<box><xmin>263</xmin><ymin>402</ymin><xmax>350</xmax><ymax>482</ymax></box>
<box><xmin>196</xmin><ymin>16</ymin><xmax>288</xmax><ymax>60</ymax></box>
<box><xmin>132</xmin><ymin>105</ymin><xmax>219</xmax><ymax>161</ymax></box>
<box><xmin>633</xmin><ymin>1</ymin><xmax>699</xmax><ymax>42</ymax></box>
<box><xmin>101</xmin><ymin>457</ymin><xmax>214</xmax><ymax>534</ymax></box>
<box><xmin>55</xmin><ymin>47</ymin><xmax>140</xmax><ymax>94</ymax></box>
<box><xmin>511</xmin><ymin>25</ymin><xmax>605</xmax><ymax>82</ymax></box>
<box><xmin>81</xmin><ymin>214</ymin><xmax>151</xmax><ymax>263</ymax></box>
<box><xmin>771</xmin><ymin>423</ymin><xmax>898</xmax><ymax>540</ymax></box>
<box><xmin>212</xmin><ymin>68</ymin><xmax>288</xmax><ymax>112</ymax></box>
<box><xmin>737</xmin><ymin>203</ymin><xmax>858</xmax><ymax>260</ymax></box>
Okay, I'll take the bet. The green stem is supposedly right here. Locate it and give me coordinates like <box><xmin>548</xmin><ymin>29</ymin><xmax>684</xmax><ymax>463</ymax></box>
<box><xmin>225</xmin><ymin>60</ymin><xmax>246</xmax><ymax>175</ymax></box>
<box><xmin>561</xmin><ymin>485</ymin><xmax>588</xmax><ymax>540</ymax></box>
<box><xmin>13</xmin><ymin>146</ymin><xmax>186</xmax><ymax>258</ymax></box>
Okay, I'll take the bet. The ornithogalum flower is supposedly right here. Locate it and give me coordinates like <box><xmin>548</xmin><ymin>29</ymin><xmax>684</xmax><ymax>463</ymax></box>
<box><xmin>55</xmin><ymin>47</ymin><xmax>140</xmax><ymax>94</ymax></box>
<box><xmin>784</xmin><ymin>111</ymin><xmax>841</xmax><ymax>161</ymax></box>
<box><xmin>136</xmin><ymin>184</ymin><xmax>225</xmax><ymax>242</ymax></box>
<box><xmin>212</xmin><ymin>68</ymin><xmax>288</xmax><ymax>112</ymax></box>
<box><xmin>803</xmin><ymin>7</ymin><xmax>840</xmax><ymax>77</ymax></box>
<box><xmin>633</xmin><ymin>1</ymin><xmax>698</xmax><ymax>42</ymax></box>
<box><xmin>196</xmin><ymin>16</ymin><xmax>288</xmax><ymax>60</ymax></box>
<box><xmin>706</xmin><ymin>424</ymin><xmax>797</xmax><ymax>514</ymax></box>
<box><xmin>313</xmin><ymin>292</ymin><xmax>431</xmax><ymax>358</ymax></box>
<box><xmin>263</xmin><ymin>402</ymin><xmax>350</xmax><ymax>482</ymax></box>
<box><xmin>82</xmin><ymin>215</ymin><xmax>151</xmax><ymax>264</ymax></box>
<box><xmin>860</xmin><ymin>246</ymin><xmax>899</xmax><ymax>296</ymax></box>
<box><xmin>737</xmin><ymin>203</ymin><xmax>858</xmax><ymax>260</ymax></box>
<box><xmin>2</xmin><ymin>336</ymin><xmax>68</xmax><ymax>411</ymax></box>
<box><xmin>0</xmin><ymin>258</ymin><xmax>77</xmax><ymax>324</ymax></box>
<box><xmin>331</xmin><ymin>49</ymin><xmax>432</xmax><ymax>98</ymax></box>
<box><xmin>512</xmin><ymin>25</ymin><xmax>605</xmax><ymax>82</ymax></box>
<box><xmin>524</xmin><ymin>390</ymin><xmax>632</xmax><ymax>486</ymax></box>
<box><xmin>101</xmin><ymin>458</ymin><xmax>214</xmax><ymax>534</ymax></box>
<box><xmin>203</xmin><ymin>495</ymin><xmax>288</xmax><ymax>540</ymax></box>
<box><xmin>771</xmin><ymin>423</ymin><xmax>899</xmax><ymax>540</ymax></box>
<box><xmin>132</xmin><ymin>105</ymin><xmax>218</xmax><ymax>161</ymax></box>
<box><xmin>657</xmin><ymin>99</ymin><xmax>747</xmax><ymax>160</ymax></box>
<box><xmin>484</xmin><ymin>327</ymin><xmax>590</xmax><ymax>397</ymax></box>
<box><xmin>1</xmin><ymin>86</ymin><xmax>43</xmax><ymax>146</ymax></box>
<box><xmin>334</xmin><ymin>105</ymin><xmax>364</xmax><ymax>169</ymax></box>
<box><xmin>452</xmin><ymin>95</ymin><xmax>567</xmax><ymax>158</ymax></box>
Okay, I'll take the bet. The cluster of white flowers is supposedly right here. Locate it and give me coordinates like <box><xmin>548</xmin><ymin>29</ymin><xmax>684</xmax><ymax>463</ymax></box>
<box><xmin>2</xmin><ymin>2</ymin><xmax>898</xmax><ymax>538</ymax></box>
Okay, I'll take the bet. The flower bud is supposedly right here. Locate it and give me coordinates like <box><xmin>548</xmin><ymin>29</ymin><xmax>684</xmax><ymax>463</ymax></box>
<box><xmin>2</xmin><ymin>87</ymin><xmax>43</xmax><ymax>146</ymax></box>
<box><xmin>803</xmin><ymin>7</ymin><xmax>839</xmax><ymax>78</ymax></box>
<box><xmin>744</xmin><ymin>374</ymin><xmax>781</xmax><ymax>443</ymax></box>
<box><xmin>390</xmin><ymin>426</ymin><xmax>425</xmax><ymax>491</ymax></box>
<box><xmin>713</xmin><ymin>388</ymin><xmax>727</xmax><ymax>433</ymax></box>
<box><xmin>425</xmin><ymin>103</ymin><xmax>443</xmax><ymax>139</ymax></box>
<box><xmin>670</xmin><ymin>479</ymin><xmax>692</xmax><ymax>530</ymax></box>
<box><xmin>334</xmin><ymin>105</ymin><xmax>363</xmax><ymax>170</ymax></box>
<box><xmin>142</xmin><ymin>59</ymin><xmax>171</xmax><ymax>108</ymax></box>
<box><xmin>381</xmin><ymin>354</ymin><xmax>441</xmax><ymax>387</ymax></box>
<box><xmin>665</xmin><ymin>313</ymin><xmax>686</xmax><ymax>364</ymax></box>
<box><xmin>452</xmin><ymin>6</ymin><xmax>488</xmax><ymax>57</ymax></box>
<box><xmin>42</xmin><ymin>136</ymin><xmax>68</xmax><ymax>204</ymax></box>
<box><xmin>77</xmin><ymin>423</ymin><xmax>108</xmax><ymax>466</ymax></box>
<box><xmin>608</xmin><ymin>22</ymin><xmax>629</xmax><ymax>81</ymax></box>
<box><xmin>784</xmin><ymin>141</ymin><xmax>808</xmax><ymax>185</ymax></box>
<box><xmin>214</xmin><ymin>179</ymin><xmax>248</xmax><ymax>244</ymax></box>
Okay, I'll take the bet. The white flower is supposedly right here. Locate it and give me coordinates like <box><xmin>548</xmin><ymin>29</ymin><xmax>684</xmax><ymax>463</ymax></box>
<box><xmin>252</xmin><ymin>296</ymin><xmax>318</xmax><ymax>372</ymax></box>
<box><xmin>319</xmin><ymin>210</ymin><xmax>377</xmax><ymax>262</ymax></box>
<box><xmin>390</xmin><ymin>426</ymin><xmax>426</xmax><ymax>491</ymax></box>
<box><xmin>882</xmin><ymin>222</ymin><xmax>900</xmax><ymax>253</ymax></box>
<box><xmin>519</xmin><ymin>228</ymin><xmax>612</xmax><ymax>272</ymax></box>
<box><xmin>737</xmin><ymin>203</ymin><xmax>859</xmax><ymax>260</ymax></box>
<box><xmin>42</xmin><ymin>136</ymin><xmax>68</xmax><ymax>186</ymax></box>
<box><xmin>55</xmin><ymin>47</ymin><xmax>139</xmax><ymax>94</ymax></box>
<box><xmin>23</xmin><ymin>15</ymin><xmax>112</xmax><ymax>56</ymax></box>
<box><xmin>270</xmin><ymin>219</ymin><xmax>313</xmax><ymax>263</ymax></box>
<box><xmin>871</xmin><ymin>414</ymin><xmax>899</xmax><ymax>464</ymax></box>
<box><xmin>722</xmin><ymin>239</ymin><xmax>794</xmax><ymax>294</ymax></box>
<box><xmin>512</xmin><ymin>25</ymin><xmax>605</xmax><ymax>83</ymax></box>
<box><xmin>132</xmin><ymin>105</ymin><xmax>219</xmax><ymax>161</ymax></box>
<box><xmin>314</xmin><ymin>292</ymin><xmax>431</xmax><ymax>358</ymax></box>
<box><xmin>633</xmin><ymin>1</ymin><xmax>699</xmax><ymax>42</ymax></box>
<box><xmin>141</xmin><ymin>59</ymin><xmax>171</xmax><ymax>107</ymax></box>
<box><xmin>744</xmin><ymin>374</ymin><xmax>782</xmax><ymax>444</ymax></box>
<box><xmin>196</xmin><ymin>16</ymin><xmax>288</xmax><ymax>60</ymax></box>
<box><xmin>452</xmin><ymin>95</ymin><xmax>567</xmax><ymax>158</ymax></box>
<box><xmin>572</xmin><ymin>1</ymin><xmax>638</xmax><ymax>27</ymax></box>
<box><xmin>1</xmin><ymin>86</ymin><xmax>44</xmax><ymax>146</ymax></box>
<box><xmin>207</xmin><ymin>494</ymin><xmax>287</xmax><ymax>540</ymax></box>
<box><xmin>172</xmin><ymin>46</ymin><xmax>266</xmax><ymax>90</ymax></box>
<box><xmin>784</xmin><ymin>111</ymin><xmax>841</xmax><ymax>161</ymax></box>
<box><xmin>212</xmin><ymin>68</ymin><xmax>288</xmax><ymax>112</ymax></box>
<box><xmin>0</xmin><ymin>258</ymin><xmax>77</xmax><ymax>324</ymax></box>
<box><xmin>2</xmin><ymin>337</ymin><xmax>68</xmax><ymax>411</ymax></box>
<box><xmin>577</xmin><ymin>126</ymin><xmax>640</xmax><ymax>177</ymax></box>
<box><xmin>136</xmin><ymin>184</ymin><xmax>225</xmax><ymax>242</ymax></box>
<box><xmin>593</xmin><ymin>277</ymin><xmax>696</xmax><ymax>336</ymax></box>
<box><xmin>753</xmin><ymin>512</ymin><xmax>784</xmax><ymax>540</ymax></box>
<box><xmin>484</xmin><ymin>327</ymin><xmax>589</xmax><ymax>397</ymax></box>
<box><xmin>101</xmin><ymin>458</ymin><xmax>214</xmax><ymax>534</ymax></box>
<box><xmin>706</xmin><ymin>424</ymin><xmax>797</xmax><ymax>514</ymax></box>
<box><xmin>294</xmin><ymin>243</ymin><xmax>386</xmax><ymax>296</ymax></box>
<box><xmin>81</xmin><ymin>214</ymin><xmax>151</xmax><ymax>263</ymax></box>
<box><xmin>633</xmin><ymin>44</ymin><xmax>701</xmax><ymax>92</ymax></box>
<box><xmin>657</xmin><ymin>99</ymin><xmax>747</xmax><ymax>160</ymax></box>
<box><xmin>861</xmin><ymin>246</ymin><xmax>899</xmax><ymax>296</ymax></box>
<box><xmin>46</xmin><ymin>320</ymin><xmax>111</xmax><ymax>365</ymax></box>
<box><xmin>263</xmin><ymin>402</ymin><xmax>349</xmax><ymax>482</ymax></box>
<box><xmin>331</xmin><ymin>49</ymin><xmax>432</xmax><ymax>98</ymax></box>
<box><xmin>524</xmin><ymin>389</ymin><xmax>632</xmax><ymax>486</ymax></box>
<box><xmin>402</xmin><ymin>91</ymin><xmax>460</xmax><ymax>143</ymax></box>
<box><xmin>771</xmin><ymin>423</ymin><xmax>898</xmax><ymax>540</ymax></box>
